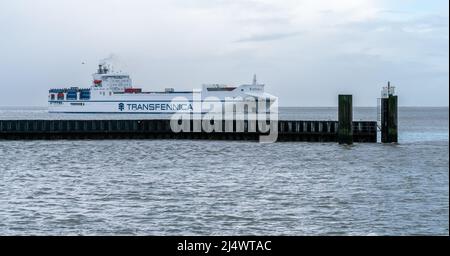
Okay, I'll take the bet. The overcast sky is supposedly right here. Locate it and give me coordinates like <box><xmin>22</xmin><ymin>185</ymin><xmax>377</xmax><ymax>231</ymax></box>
<box><xmin>0</xmin><ymin>0</ymin><xmax>448</xmax><ymax>106</ymax></box>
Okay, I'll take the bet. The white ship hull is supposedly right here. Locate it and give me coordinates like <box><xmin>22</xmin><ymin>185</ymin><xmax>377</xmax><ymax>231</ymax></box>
<box><xmin>49</xmin><ymin>97</ymin><xmax>273</xmax><ymax>114</ymax></box>
<box><xmin>49</xmin><ymin>101</ymin><xmax>194</xmax><ymax>114</ymax></box>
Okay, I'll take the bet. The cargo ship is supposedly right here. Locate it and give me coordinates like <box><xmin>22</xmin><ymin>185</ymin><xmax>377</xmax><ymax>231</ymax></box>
<box><xmin>48</xmin><ymin>63</ymin><xmax>276</xmax><ymax>114</ymax></box>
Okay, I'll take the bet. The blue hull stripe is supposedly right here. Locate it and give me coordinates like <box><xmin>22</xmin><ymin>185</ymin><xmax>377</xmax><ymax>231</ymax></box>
<box><xmin>48</xmin><ymin>100</ymin><xmax>248</xmax><ymax>103</ymax></box>
<box><xmin>48</xmin><ymin>112</ymin><xmax>208</xmax><ymax>114</ymax></box>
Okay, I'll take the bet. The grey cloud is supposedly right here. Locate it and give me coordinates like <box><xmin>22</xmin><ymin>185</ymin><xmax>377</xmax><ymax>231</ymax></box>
<box><xmin>236</xmin><ymin>16</ymin><xmax>292</xmax><ymax>26</ymax></box>
<box><xmin>334</xmin><ymin>14</ymin><xmax>449</xmax><ymax>33</ymax></box>
<box><xmin>377</xmin><ymin>9</ymin><xmax>410</xmax><ymax>15</ymax></box>
<box><xmin>235</xmin><ymin>31</ymin><xmax>302</xmax><ymax>43</ymax></box>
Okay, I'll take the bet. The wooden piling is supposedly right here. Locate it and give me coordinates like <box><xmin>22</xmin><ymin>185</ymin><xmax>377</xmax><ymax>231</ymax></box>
<box><xmin>381</xmin><ymin>95</ymin><xmax>398</xmax><ymax>143</ymax></box>
<box><xmin>338</xmin><ymin>94</ymin><xmax>353</xmax><ymax>144</ymax></box>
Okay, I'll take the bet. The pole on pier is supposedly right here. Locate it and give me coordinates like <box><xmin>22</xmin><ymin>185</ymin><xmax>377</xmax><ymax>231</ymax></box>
<box><xmin>381</xmin><ymin>82</ymin><xmax>398</xmax><ymax>143</ymax></box>
<box><xmin>338</xmin><ymin>94</ymin><xmax>353</xmax><ymax>144</ymax></box>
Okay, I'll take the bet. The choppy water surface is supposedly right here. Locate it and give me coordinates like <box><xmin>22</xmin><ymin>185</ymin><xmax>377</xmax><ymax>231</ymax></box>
<box><xmin>0</xmin><ymin>107</ymin><xmax>448</xmax><ymax>235</ymax></box>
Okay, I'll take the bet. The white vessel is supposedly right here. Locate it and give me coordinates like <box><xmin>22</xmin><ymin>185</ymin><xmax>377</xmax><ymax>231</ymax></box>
<box><xmin>48</xmin><ymin>63</ymin><xmax>276</xmax><ymax>114</ymax></box>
